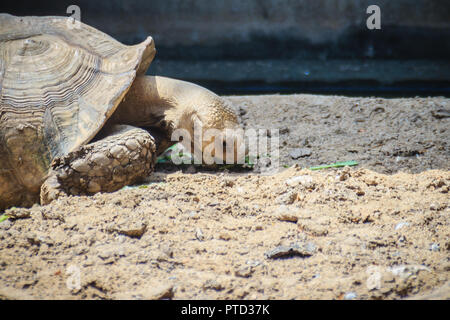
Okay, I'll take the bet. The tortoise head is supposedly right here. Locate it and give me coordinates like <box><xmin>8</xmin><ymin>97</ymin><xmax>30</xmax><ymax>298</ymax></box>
<box><xmin>180</xmin><ymin>100</ymin><xmax>246</xmax><ymax>165</ymax></box>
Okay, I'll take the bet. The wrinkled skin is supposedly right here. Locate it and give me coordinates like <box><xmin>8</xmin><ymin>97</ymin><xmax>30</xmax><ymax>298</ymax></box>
<box><xmin>40</xmin><ymin>75</ymin><xmax>243</xmax><ymax>205</ymax></box>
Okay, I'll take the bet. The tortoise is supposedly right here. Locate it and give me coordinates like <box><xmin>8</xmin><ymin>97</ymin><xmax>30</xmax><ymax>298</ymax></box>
<box><xmin>0</xmin><ymin>14</ymin><xmax>242</xmax><ymax>211</ymax></box>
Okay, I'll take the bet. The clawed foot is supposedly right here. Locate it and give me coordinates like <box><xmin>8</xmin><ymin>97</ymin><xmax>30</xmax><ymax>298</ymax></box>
<box><xmin>40</xmin><ymin>125</ymin><xmax>156</xmax><ymax>205</ymax></box>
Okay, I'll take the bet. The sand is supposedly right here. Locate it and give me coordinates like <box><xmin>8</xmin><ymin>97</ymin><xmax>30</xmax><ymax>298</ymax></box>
<box><xmin>0</xmin><ymin>94</ymin><xmax>448</xmax><ymax>300</ymax></box>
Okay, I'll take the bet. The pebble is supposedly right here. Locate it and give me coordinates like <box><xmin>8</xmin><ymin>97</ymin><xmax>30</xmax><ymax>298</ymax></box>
<box><xmin>289</xmin><ymin>148</ymin><xmax>312</xmax><ymax>159</ymax></box>
<box><xmin>431</xmin><ymin>108</ymin><xmax>450</xmax><ymax>119</ymax></box>
<box><xmin>430</xmin><ymin>243</ymin><xmax>440</xmax><ymax>252</ymax></box>
<box><xmin>235</xmin><ymin>266</ymin><xmax>254</xmax><ymax>278</ymax></box>
<box><xmin>285</xmin><ymin>175</ymin><xmax>313</xmax><ymax>187</ymax></box>
<box><xmin>275</xmin><ymin>205</ymin><xmax>299</xmax><ymax>223</ymax></box>
<box><xmin>5</xmin><ymin>207</ymin><xmax>32</xmax><ymax>219</ymax></box>
<box><xmin>264</xmin><ymin>242</ymin><xmax>316</xmax><ymax>259</ymax></box>
<box><xmin>195</xmin><ymin>228</ymin><xmax>204</xmax><ymax>241</ymax></box>
<box><xmin>246</xmin><ymin>260</ymin><xmax>262</xmax><ymax>267</ymax></box>
<box><xmin>146</xmin><ymin>284</ymin><xmax>174</xmax><ymax>300</ymax></box>
<box><xmin>394</xmin><ymin>222</ymin><xmax>410</xmax><ymax>231</ymax></box>
<box><xmin>388</xmin><ymin>264</ymin><xmax>431</xmax><ymax>279</ymax></box>
<box><xmin>344</xmin><ymin>292</ymin><xmax>357</xmax><ymax>300</ymax></box>
<box><xmin>252</xmin><ymin>225</ymin><xmax>264</xmax><ymax>231</ymax></box>
<box><xmin>397</xmin><ymin>235</ymin><xmax>407</xmax><ymax>245</ymax></box>
<box><xmin>117</xmin><ymin>224</ymin><xmax>147</xmax><ymax>239</ymax></box>
<box><xmin>275</xmin><ymin>191</ymin><xmax>298</xmax><ymax>205</ymax></box>
<box><xmin>188</xmin><ymin>211</ymin><xmax>200</xmax><ymax>219</ymax></box>
<box><xmin>219</xmin><ymin>232</ymin><xmax>232</xmax><ymax>241</ymax></box>
<box><xmin>203</xmin><ymin>279</ymin><xmax>225</xmax><ymax>291</ymax></box>
<box><xmin>158</xmin><ymin>243</ymin><xmax>174</xmax><ymax>259</ymax></box>
<box><xmin>0</xmin><ymin>219</ymin><xmax>12</xmax><ymax>230</ymax></box>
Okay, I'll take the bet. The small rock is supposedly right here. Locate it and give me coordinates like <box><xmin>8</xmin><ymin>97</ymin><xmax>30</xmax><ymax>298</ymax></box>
<box><xmin>429</xmin><ymin>203</ymin><xmax>438</xmax><ymax>211</ymax></box>
<box><xmin>117</xmin><ymin>224</ymin><xmax>147</xmax><ymax>239</ymax></box>
<box><xmin>395</xmin><ymin>222</ymin><xmax>410</xmax><ymax>231</ymax></box>
<box><xmin>235</xmin><ymin>266</ymin><xmax>254</xmax><ymax>278</ymax></box>
<box><xmin>430</xmin><ymin>243</ymin><xmax>440</xmax><ymax>252</ymax></box>
<box><xmin>338</xmin><ymin>171</ymin><xmax>350</xmax><ymax>182</ymax></box>
<box><xmin>304</xmin><ymin>242</ymin><xmax>317</xmax><ymax>252</ymax></box>
<box><xmin>98</xmin><ymin>250</ymin><xmax>113</xmax><ymax>260</ymax></box>
<box><xmin>188</xmin><ymin>211</ymin><xmax>200</xmax><ymax>219</ymax></box>
<box><xmin>203</xmin><ymin>279</ymin><xmax>225</xmax><ymax>291</ymax></box>
<box><xmin>289</xmin><ymin>148</ymin><xmax>312</xmax><ymax>159</ymax></box>
<box><xmin>275</xmin><ymin>191</ymin><xmax>298</xmax><ymax>204</ymax></box>
<box><xmin>264</xmin><ymin>242</ymin><xmax>316</xmax><ymax>259</ymax></box>
<box><xmin>285</xmin><ymin>175</ymin><xmax>313</xmax><ymax>187</ymax></box>
<box><xmin>114</xmin><ymin>291</ymin><xmax>144</xmax><ymax>300</ymax></box>
<box><xmin>219</xmin><ymin>232</ymin><xmax>232</xmax><ymax>241</ymax></box>
<box><xmin>158</xmin><ymin>243</ymin><xmax>174</xmax><ymax>259</ymax></box>
<box><xmin>0</xmin><ymin>219</ymin><xmax>12</xmax><ymax>230</ymax></box>
<box><xmin>26</xmin><ymin>234</ymin><xmax>42</xmax><ymax>246</ymax></box>
<box><xmin>431</xmin><ymin>108</ymin><xmax>450</xmax><ymax>119</ymax></box>
<box><xmin>238</xmin><ymin>106</ymin><xmax>247</xmax><ymax>116</ymax></box>
<box><xmin>275</xmin><ymin>205</ymin><xmax>299</xmax><ymax>223</ymax></box>
<box><xmin>207</xmin><ymin>201</ymin><xmax>219</xmax><ymax>207</ymax></box>
<box><xmin>344</xmin><ymin>292</ymin><xmax>357</xmax><ymax>300</ymax></box>
<box><xmin>144</xmin><ymin>284</ymin><xmax>174</xmax><ymax>300</ymax></box>
<box><xmin>388</xmin><ymin>265</ymin><xmax>431</xmax><ymax>279</ymax></box>
<box><xmin>246</xmin><ymin>260</ymin><xmax>262</xmax><ymax>267</ymax></box>
<box><xmin>252</xmin><ymin>225</ymin><xmax>264</xmax><ymax>231</ymax></box>
<box><xmin>277</xmin><ymin>213</ymin><xmax>298</xmax><ymax>223</ymax></box>
<box><xmin>298</xmin><ymin>221</ymin><xmax>328</xmax><ymax>237</ymax></box>
<box><xmin>4</xmin><ymin>207</ymin><xmax>31</xmax><ymax>220</ymax></box>
<box><xmin>221</xmin><ymin>178</ymin><xmax>234</xmax><ymax>187</ymax></box>
<box><xmin>195</xmin><ymin>228</ymin><xmax>204</xmax><ymax>241</ymax></box>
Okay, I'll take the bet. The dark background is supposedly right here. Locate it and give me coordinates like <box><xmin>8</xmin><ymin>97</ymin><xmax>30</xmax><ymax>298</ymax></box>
<box><xmin>2</xmin><ymin>0</ymin><xmax>450</xmax><ymax>96</ymax></box>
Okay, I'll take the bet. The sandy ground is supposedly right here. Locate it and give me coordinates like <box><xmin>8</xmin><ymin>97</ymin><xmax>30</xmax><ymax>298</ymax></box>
<box><xmin>0</xmin><ymin>94</ymin><xmax>449</xmax><ymax>300</ymax></box>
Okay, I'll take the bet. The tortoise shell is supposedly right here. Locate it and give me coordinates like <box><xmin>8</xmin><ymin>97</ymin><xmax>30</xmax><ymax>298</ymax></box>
<box><xmin>0</xmin><ymin>14</ymin><xmax>155</xmax><ymax>209</ymax></box>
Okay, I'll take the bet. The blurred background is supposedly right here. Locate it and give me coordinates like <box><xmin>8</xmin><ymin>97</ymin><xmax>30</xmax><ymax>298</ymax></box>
<box><xmin>2</xmin><ymin>0</ymin><xmax>450</xmax><ymax>96</ymax></box>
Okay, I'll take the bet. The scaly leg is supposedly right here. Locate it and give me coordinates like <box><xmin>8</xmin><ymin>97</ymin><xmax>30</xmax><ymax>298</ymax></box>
<box><xmin>40</xmin><ymin>125</ymin><xmax>156</xmax><ymax>204</ymax></box>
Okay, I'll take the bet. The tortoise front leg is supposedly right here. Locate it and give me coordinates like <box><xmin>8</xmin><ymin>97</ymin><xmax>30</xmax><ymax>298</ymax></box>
<box><xmin>40</xmin><ymin>125</ymin><xmax>156</xmax><ymax>205</ymax></box>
